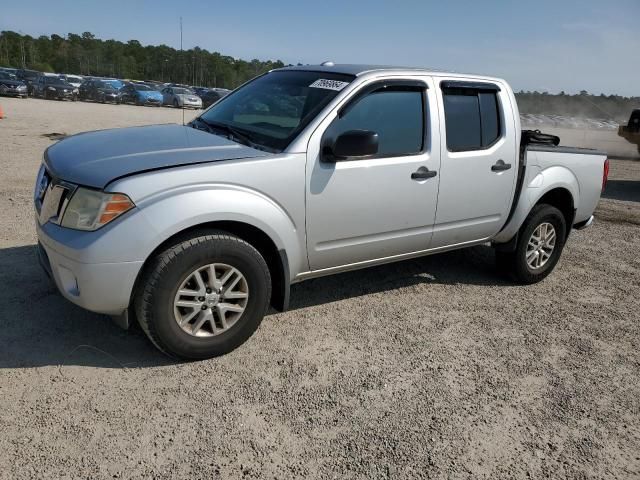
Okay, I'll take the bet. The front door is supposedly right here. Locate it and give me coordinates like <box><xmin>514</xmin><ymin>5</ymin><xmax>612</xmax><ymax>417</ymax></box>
<box><xmin>431</xmin><ymin>79</ymin><xmax>518</xmax><ymax>248</ymax></box>
<box><xmin>305</xmin><ymin>77</ymin><xmax>441</xmax><ymax>271</ymax></box>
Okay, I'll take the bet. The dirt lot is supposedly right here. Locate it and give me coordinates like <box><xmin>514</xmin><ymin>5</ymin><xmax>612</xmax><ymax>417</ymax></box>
<box><xmin>0</xmin><ymin>97</ymin><xmax>639</xmax><ymax>479</ymax></box>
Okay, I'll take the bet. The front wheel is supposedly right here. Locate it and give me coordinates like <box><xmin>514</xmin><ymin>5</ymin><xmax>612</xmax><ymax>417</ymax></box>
<box><xmin>135</xmin><ymin>231</ymin><xmax>272</xmax><ymax>359</ymax></box>
<box><xmin>495</xmin><ymin>204</ymin><xmax>566</xmax><ymax>284</ymax></box>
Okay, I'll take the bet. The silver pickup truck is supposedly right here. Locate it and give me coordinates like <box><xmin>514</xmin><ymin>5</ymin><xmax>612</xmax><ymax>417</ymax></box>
<box><xmin>34</xmin><ymin>64</ymin><xmax>609</xmax><ymax>359</ymax></box>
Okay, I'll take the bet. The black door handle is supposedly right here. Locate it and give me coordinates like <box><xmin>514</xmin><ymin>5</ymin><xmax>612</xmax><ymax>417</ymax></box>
<box><xmin>491</xmin><ymin>160</ymin><xmax>512</xmax><ymax>172</ymax></box>
<box><xmin>411</xmin><ymin>166</ymin><xmax>438</xmax><ymax>180</ymax></box>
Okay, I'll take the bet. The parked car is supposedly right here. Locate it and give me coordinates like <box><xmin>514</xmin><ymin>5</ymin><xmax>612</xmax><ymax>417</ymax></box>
<box><xmin>34</xmin><ymin>64</ymin><xmax>608</xmax><ymax>359</ymax></box>
<box><xmin>32</xmin><ymin>74</ymin><xmax>78</xmax><ymax>100</ymax></box>
<box><xmin>142</xmin><ymin>81</ymin><xmax>165</xmax><ymax>91</ymax></box>
<box><xmin>59</xmin><ymin>74</ymin><xmax>83</xmax><ymax>89</ymax></box>
<box><xmin>618</xmin><ymin>109</ymin><xmax>640</xmax><ymax>154</ymax></box>
<box><xmin>161</xmin><ymin>86</ymin><xmax>203</xmax><ymax>109</ymax></box>
<box><xmin>101</xmin><ymin>78</ymin><xmax>125</xmax><ymax>90</ymax></box>
<box><xmin>16</xmin><ymin>69</ymin><xmax>41</xmax><ymax>95</ymax></box>
<box><xmin>200</xmin><ymin>88</ymin><xmax>230</xmax><ymax>108</ymax></box>
<box><xmin>0</xmin><ymin>71</ymin><xmax>28</xmax><ymax>97</ymax></box>
<box><xmin>0</xmin><ymin>67</ymin><xmax>19</xmax><ymax>77</ymax></box>
<box><xmin>119</xmin><ymin>83</ymin><xmax>163</xmax><ymax>106</ymax></box>
<box><xmin>78</xmin><ymin>79</ymin><xmax>120</xmax><ymax>103</ymax></box>
<box><xmin>191</xmin><ymin>86</ymin><xmax>209</xmax><ymax>97</ymax></box>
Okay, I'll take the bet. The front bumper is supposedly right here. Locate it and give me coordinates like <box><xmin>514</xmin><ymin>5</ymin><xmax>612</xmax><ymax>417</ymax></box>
<box><xmin>0</xmin><ymin>88</ymin><xmax>28</xmax><ymax>97</ymax></box>
<box><xmin>101</xmin><ymin>93</ymin><xmax>120</xmax><ymax>103</ymax></box>
<box><xmin>36</xmin><ymin>222</ymin><xmax>143</xmax><ymax>316</ymax></box>
<box><xmin>183</xmin><ymin>101</ymin><xmax>202</xmax><ymax>109</ymax></box>
<box><xmin>141</xmin><ymin>97</ymin><xmax>162</xmax><ymax>106</ymax></box>
<box><xmin>50</xmin><ymin>89</ymin><xmax>76</xmax><ymax>100</ymax></box>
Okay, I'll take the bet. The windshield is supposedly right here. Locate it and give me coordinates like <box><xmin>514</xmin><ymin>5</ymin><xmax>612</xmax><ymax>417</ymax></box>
<box><xmin>66</xmin><ymin>76</ymin><xmax>82</xmax><ymax>83</ymax></box>
<box><xmin>134</xmin><ymin>84</ymin><xmax>152</xmax><ymax>91</ymax></box>
<box><xmin>199</xmin><ymin>71</ymin><xmax>353</xmax><ymax>152</ymax></box>
<box><xmin>173</xmin><ymin>87</ymin><xmax>193</xmax><ymax>95</ymax></box>
<box><xmin>45</xmin><ymin>77</ymin><xmax>68</xmax><ymax>85</ymax></box>
<box><xmin>95</xmin><ymin>81</ymin><xmax>115</xmax><ymax>90</ymax></box>
<box><xmin>0</xmin><ymin>72</ymin><xmax>16</xmax><ymax>80</ymax></box>
<box><xmin>104</xmin><ymin>79</ymin><xmax>123</xmax><ymax>89</ymax></box>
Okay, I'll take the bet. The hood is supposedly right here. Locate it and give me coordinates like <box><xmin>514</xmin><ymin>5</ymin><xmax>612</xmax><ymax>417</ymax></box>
<box><xmin>0</xmin><ymin>79</ymin><xmax>26</xmax><ymax>87</ymax></box>
<box><xmin>177</xmin><ymin>93</ymin><xmax>200</xmax><ymax>101</ymax></box>
<box><xmin>138</xmin><ymin>90</ymin><xmax>162</xmax><ymax>99</ymax></box>
<box><xmin>48</xmin><ymin>84</ymin><xmax>73</xmax><ymax>90</ymax></box>
<box><xmin>44</xmin><ymin>124</ymin><xmax>270</xmax><ymax>189</ymax></box>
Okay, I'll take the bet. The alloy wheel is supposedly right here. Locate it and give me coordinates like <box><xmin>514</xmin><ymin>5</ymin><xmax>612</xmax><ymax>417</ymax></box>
<box><xmin>526</xmin><ymin>222</ymin><xmax>556</xmax><ymax>270</ymax></box>
<box><xmin>173</xmin><ymin>263</ymin><xmax>249</xmax><ymax>337</ymax></box>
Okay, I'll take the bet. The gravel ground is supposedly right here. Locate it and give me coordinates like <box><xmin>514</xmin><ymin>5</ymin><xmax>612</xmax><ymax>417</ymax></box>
<box><xmin>0</xmin><ymin>97</ymin><xmax>639</xmax><ymax>479</ymax></box>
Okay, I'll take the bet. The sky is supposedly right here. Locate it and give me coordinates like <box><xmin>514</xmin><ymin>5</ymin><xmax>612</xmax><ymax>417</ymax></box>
<box><xmin>2</xmin><ymin>0</ymin><xmax>639</xmax><ymax>96</ymax></box>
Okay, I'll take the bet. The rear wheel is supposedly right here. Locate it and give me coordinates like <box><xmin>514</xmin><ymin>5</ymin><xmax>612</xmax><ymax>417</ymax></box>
<box><xmin>495</xmin><ymin>204</ymin><xmax>566</xmax><ymax>284</ymax></box>
<box><xmin>135</xmin><ymin>231</ymin><xmax>271</xmax><ymax>359</ymax></box>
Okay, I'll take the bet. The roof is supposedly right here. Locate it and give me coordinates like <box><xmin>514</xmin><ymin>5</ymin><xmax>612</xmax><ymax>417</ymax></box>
<box><xmin>275</xmin><ymin>63</ymin><xmax>502</xmax><ymax>83</ymax></box>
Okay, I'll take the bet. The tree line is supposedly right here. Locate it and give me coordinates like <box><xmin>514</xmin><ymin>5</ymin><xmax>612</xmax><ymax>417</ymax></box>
<box><xmin>1</xmin><ymin>30</ymin><xmax>638</xmax><ymax>120</ymax></box>
<box><xmin>0</xmin><ymin>30</ymin><xmax>285</xmax><ymax>89</ymax></box>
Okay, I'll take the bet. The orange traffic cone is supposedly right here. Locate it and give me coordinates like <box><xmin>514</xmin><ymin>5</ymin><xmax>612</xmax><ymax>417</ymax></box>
<box><xmin>0</xmin><ymin>104</ymin><xmax>4</xmax><ymax>119</ymax></box>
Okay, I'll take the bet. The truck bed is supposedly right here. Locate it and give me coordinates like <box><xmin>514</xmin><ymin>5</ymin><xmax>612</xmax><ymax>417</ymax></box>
<box><xmin>526</xmin><ymin>144</ymin><xmax>606</xmax><ymax>225</ymax></box>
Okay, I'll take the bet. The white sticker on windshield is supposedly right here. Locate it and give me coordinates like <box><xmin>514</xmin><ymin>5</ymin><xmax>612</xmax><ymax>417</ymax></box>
<box><xmin>309</xmin><ymin>79</ymin><xmax>349</xmax><ymax>91</ymax></box>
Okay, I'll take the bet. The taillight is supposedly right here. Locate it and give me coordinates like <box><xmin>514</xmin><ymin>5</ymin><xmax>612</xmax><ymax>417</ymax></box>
<box><xmin>602</xmin><ymin>158</ymin><xmax>610</xmax><ymax>192</ymax></box>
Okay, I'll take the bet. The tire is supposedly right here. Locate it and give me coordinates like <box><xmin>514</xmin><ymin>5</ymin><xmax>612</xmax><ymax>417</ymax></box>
<box><xmin>135</xmin><ymin>231</ymin><xmax>272</xmax><ymax>359</ymax></box>
<box><xmin>495</xmin><ymin>204</ymin><xmax>566</xmax><ymax>284</ymax></box>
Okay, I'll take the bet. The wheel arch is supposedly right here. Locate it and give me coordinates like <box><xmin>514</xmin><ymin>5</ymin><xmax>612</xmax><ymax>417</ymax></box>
<box><xmin>494</xmin><ymin>168</ymin><xmax>579</xmax><ymax>246</ymax></box>
<box><xmin>130</xmin><ymin>220</ymin><xmax>290</xmax><ymax>316</ymax></box>
<box><xmin>534</xmin><ymin>187</ymin><xmax>575</xmax><ymax>237</ymax></box>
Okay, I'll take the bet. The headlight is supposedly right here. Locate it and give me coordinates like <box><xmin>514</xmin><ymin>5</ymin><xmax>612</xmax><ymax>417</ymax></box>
<box><xmin>73</xmin><ymin>88</ymin><xmax>79</xmax><ymax>93</ymax></box>
<box><xmin>61</xmin><ymin>188</ymin><xmax>134</xmax><ymax>231</ymax></box>
<box><xmin>47</xmin><ymin>86</ymin><xmax>56</xmax><ymax>91</ymax></box>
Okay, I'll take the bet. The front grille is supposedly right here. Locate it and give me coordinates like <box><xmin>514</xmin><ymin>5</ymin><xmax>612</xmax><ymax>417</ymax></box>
<box><xmin>36</xmin><ymin>169</ymin><xmax>76</xmax><ymax>225</ymax></box>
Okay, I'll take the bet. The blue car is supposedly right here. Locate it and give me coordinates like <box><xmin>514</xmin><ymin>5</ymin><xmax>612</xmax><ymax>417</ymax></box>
<box><xmin>119</xmin><ymin>83</ymin><xmax>163</xmax><ymax>106</ymax></box>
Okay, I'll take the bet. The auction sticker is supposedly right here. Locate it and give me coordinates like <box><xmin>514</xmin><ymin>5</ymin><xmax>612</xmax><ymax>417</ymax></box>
<box><xmin>309</xmin><ymin>79</ymin><xmax>350</xmax><ymax>91</ymax></box>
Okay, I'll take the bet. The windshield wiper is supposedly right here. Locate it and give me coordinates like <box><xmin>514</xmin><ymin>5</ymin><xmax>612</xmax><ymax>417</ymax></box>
<box><xmin>191</xmin><ymin>118</ymin><xmax>267</xmax><ymax>152</ymax></box>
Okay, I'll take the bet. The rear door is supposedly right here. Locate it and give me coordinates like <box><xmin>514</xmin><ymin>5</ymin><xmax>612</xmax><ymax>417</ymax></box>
<box><xmin>306</xmin><ymin>77</ymin><xmax>441</xmax><ymax>270</ymax></box>
<box><xmin>431</xmin><ymin>79</ymin><xmax>518</xmax><ymax>248</ymax></box>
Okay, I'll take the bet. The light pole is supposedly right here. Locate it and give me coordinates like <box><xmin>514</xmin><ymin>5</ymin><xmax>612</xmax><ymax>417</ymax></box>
<box><xmin>161</xmin><ymin>58</ymin><xmax>168</xmax><ymax>82</ymax></box>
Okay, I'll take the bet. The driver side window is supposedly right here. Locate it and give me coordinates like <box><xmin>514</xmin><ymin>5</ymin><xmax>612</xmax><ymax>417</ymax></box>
<box><xmin>325</xmin><ymin>87</ymin><xmax>425</xmax><ymax>158</ymax></box>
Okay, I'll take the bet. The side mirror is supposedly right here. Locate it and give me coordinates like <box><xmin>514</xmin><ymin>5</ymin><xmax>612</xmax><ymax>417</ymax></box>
<box><xmin>324</xmin><ymin>130</ymin><xmax>379</xmax><ymax>162</ymax></box>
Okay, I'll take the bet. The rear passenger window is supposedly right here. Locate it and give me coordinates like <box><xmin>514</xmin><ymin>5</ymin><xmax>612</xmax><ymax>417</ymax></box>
<box><xmin>443</xmin><ymin>86</ymin><xmax>501</xmax><ymax>151</ymax></box>
<box><xmin>326</xmin><ymin>87</ymin><xmax>425</xmax><ymax>157</ymax></box>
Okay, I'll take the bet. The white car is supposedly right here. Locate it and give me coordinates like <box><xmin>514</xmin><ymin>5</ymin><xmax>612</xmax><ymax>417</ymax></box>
<box><xmin>59</xmin><ymin>74</ymin><xmax>83</xmax><ymax>89</ymax></box>
<box><xmin>161</xmin><ymin>86</ymin><xmax>202</xmax><ymax>109</ymax></box>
